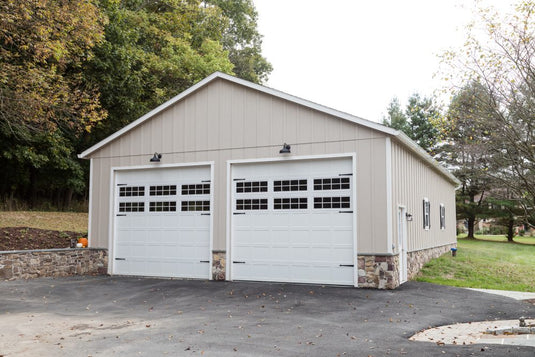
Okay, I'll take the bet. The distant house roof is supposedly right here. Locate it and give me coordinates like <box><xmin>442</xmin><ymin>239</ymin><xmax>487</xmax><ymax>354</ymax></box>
<box><xmin>79</xmin><ymin>72</ymin><xmax>459</xmax><ymax>186</ymax></box>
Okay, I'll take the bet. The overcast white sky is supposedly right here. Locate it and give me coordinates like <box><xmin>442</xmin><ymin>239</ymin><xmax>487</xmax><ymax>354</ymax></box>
<box><xmin>253</xmin><ymin>0</ymin><xmax>513</xmax><ymax>123</ymax></box>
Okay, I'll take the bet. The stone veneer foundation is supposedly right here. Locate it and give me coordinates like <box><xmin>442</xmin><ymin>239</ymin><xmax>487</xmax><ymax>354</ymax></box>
<box><xmin>357</xmin><ymin>254</ymin><xmax>400</xmax><ymax>289</ymax></box>
<box><xmin>212</xmin><ymin>250</ymin><xmax>226</xmax><ymax>280</ymax></box>
<box><xmin>0</xmin><ymin>248</ymin><xmax>108</xmax><ymax>280</ymax></box>
<box><xmin>357</xmin><ymin>243</ymin><xmax>456</xmax><ymax>289</ymax></box>
<box><xmin>0</xmin><ymin>244</ymin><xmax>453</xmax><ymax>286</ymax></box>
<box><xmin>406</xmin><ymin>243</ymin><xmax>457</xmax><ymax>280</ymax></box>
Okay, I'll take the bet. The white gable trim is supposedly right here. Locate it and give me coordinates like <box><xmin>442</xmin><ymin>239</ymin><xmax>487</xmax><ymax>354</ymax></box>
<box><xmin>78</xmin><ymin>72</ymin><xmax>459</xmax><ymax>186</ymax></box>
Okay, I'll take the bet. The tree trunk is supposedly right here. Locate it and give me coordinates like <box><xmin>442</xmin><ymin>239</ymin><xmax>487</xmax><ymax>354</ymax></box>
<box><xmin>507</xmin><ymin>219</ymin><xmax>515</xmax><ymax>242</ymax></box>
<box><xmin>29</xmin><ymin>168</ymin><xmax>37</xmax><ymax>209</ymax></box>
<box><xmin>64</xmin><ymin>188</ymin><xmax>73</xmax><ymax>210</ymax></box>
<box><xmin>8</xmin><ymin>190</ymin><xmax>14</xmax><ymax>211</ymax></box>
<box><xmin>55</xmin><ymin>189</ymin><xmax>62</xmax><ymax>210</ymax></box>
<box><xmin>467</xmin><ymin>216</ymin><xmax>476</xmax><ymax>238</ymax></box>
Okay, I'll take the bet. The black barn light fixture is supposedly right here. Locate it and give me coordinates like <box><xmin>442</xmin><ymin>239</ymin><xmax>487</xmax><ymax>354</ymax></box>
<box><xmin>150</xmin><ymin>152</ymin><xmax>162</xmax><ymax>162</ymax></box>
<box><xmin>279</xmin><ymin>143</ymin><xmax>291</xmax><ymax>154</ymax></box>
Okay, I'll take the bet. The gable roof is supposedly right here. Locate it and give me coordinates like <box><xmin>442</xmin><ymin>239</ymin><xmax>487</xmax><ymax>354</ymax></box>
<box><xmin>79</xmin><ymin>72</ymin><xmax>459</xmax><ymax>186</ymax></box>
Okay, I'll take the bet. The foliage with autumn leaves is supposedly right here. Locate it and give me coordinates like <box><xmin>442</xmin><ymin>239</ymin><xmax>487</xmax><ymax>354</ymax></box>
<box><xmin>385</xmin><ymin>1</ymin><xmax>535</xmax><ymax>238</ymax></box>
<box><xmin>0</xmin><ymin>0</ymin><xmax>271</xmax><ymax>210</ymax></box>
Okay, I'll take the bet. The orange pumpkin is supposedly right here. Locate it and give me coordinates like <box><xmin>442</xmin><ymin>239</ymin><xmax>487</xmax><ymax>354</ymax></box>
<box><xmin>78</xmin><ymin>237</ymin><xmax>88</xmax><ymax>248</ymax></box>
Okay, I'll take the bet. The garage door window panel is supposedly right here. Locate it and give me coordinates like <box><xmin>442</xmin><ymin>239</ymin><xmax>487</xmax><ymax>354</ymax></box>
<box><xmin>181</xmin><ymin>200</ymin><xmax>210</xmax><ymax>212</ymax></box>
<box><xmin>150</xmin><ymin>185</ymin><xmax>177</xmax><ymax>196</ymax></box>
<box><xmin>120</xmin><ymin>186</ymin><xmax>145</xmax><ymax>197</ymax></box>
<box><xmin>149</xmin><ymin>201</ymin><xmax>177</xmax><ymax>212</ymax></box>
<box><xmin>236</xmin><ymin>181</ymin><xmax>268</xmax><ymax>193</ymax></box>
<box><xmin>313</xmin><ymin>177</ymin><xmax>350</xmax><ymax>191</ymax></box>
<box><xmin>182</xmin><ymin>184</ymin><xmax>210</xmax><ymax>195</ymax></box>
<box><xmin>314</xmin><ymin>196</ymin><xmax>351</xmax><ymax>209</ymax></box>
<box><xmin>274</xmin><ymin>179</ymin><xmax>307</xmax><ymax>192</ymax></box>
<box><xmin>119</xmin><ymin>202</ymin><xmax>145</xmax><ymax>212</ymax></box>
<box><xmin>236</xmin><ymin>198</ymin><xmax>268</xmax><ymax>210</ymax></box>
<box><xmin>273</xmin><ymin>197</ymin><xmax>308</xmax><ymax>210</ymax></box>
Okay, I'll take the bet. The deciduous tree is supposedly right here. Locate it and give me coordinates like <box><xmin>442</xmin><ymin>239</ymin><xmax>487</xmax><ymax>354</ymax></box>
<box><xmin>86</xmin><ymin>0</ymin><xmax>235</xmax><ymax>143</ymax></box>
<box><xmin>439</xmin><ymin>0</ymin><xmax>535</xmax><ymax>220</ymax></box>
<box><xmin>0</xmin><ymin>0</ymin><xmax>107</xmax><ymax>208</ymax></box>
<box><xmin>206</xmin><ymin>0</ymin><xmax>272</xmax><ymax>84</ymax></box>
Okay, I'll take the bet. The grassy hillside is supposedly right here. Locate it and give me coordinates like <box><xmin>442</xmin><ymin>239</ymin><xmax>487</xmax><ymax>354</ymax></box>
<box><xmin>0</xmin><ymin>211</ymin><xmax>88</xmax><ymax>233</ymax></box>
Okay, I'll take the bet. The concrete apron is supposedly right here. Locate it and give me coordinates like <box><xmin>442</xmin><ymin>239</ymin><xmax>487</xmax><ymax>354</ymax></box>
<box><xmin>411</xmin><ymin>289</ymin><xmax>535</xmax><ymax>347</ymax></box>
<box><xmin>410</xmin><ymin>319</ymin><xmax>535</xmax><ymax>347</ymax></box>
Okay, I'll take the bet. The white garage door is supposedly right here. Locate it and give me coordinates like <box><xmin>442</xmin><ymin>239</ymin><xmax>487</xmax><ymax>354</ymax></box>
<box><xmin>113</xmin><ymin>166</ymin><xmax>211</xmax><ymax>279</ymax></box>
<box><xmin>231</xmin><ymin>158</ymin><xmax>355</xmax><ymax>285</ymax></box>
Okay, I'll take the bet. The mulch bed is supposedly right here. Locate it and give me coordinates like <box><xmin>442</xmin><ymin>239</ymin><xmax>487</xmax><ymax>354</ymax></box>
<box><xmin>0</xmin><ymin>227</ymin><xmax>82</xmax><ymax>251</ymax></box>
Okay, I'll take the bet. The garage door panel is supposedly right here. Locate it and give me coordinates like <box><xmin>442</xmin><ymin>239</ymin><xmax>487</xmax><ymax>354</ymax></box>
<box><xmin>234</xmin><ymin>263</ymin><xmax>353</xmax><ymax>285</ymax></box>
<box><xmin>114</xmin><ymin>166</ymin><xmax>211</xmax><ymax>279</ymax></box>
<box><xmin>231</xmin><ymin>157</ymin><xmax>355</xmax><ymax>286</ymax></box>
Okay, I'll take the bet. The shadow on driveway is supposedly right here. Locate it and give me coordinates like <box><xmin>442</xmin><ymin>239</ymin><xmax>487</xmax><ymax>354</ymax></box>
<box><xmin>1</xmin><ymin>276</ymin><xmax>534</xmax><ymax>356</ymax></box>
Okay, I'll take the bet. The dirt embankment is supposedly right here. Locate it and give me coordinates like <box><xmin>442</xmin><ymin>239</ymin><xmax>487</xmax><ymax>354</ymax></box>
<box><xmin>0</xmin><ymin>227</ymin><xmax>81</xmax><ymax>251</ymax></box>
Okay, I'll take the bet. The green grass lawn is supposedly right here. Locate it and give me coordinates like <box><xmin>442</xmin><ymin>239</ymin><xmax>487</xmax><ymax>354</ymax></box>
<box><xmin>415</xmin><ymin>237</ymin><xmax>535</xmax><ymax>292</ymax></box>
<box><xmin>0</xmin><ymin>211</ymin><xmax>88</xmax><ymax>233</ymax></box>
<box><xmin>467</xmin><ymin>234</ymin><xmax>535</xmax><ymax>245</ymax></box>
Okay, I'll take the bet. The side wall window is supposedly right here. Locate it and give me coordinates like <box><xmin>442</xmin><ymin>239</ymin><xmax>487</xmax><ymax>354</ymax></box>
<box><xmin>439</xmin><ymin>204</ymin><xmax>446</xmax><ymax>230</ymax></box>
<box><xmin>423</xmin><ymin>198</ymin><xmax>430</xmax><ymax>230</ymax></box>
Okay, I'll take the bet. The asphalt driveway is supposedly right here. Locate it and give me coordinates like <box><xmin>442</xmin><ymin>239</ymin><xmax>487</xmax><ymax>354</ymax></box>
<box><xmin>1</xmin><ymin>277</ymin><xmax>534</xmax><ymax>356</ymax></box>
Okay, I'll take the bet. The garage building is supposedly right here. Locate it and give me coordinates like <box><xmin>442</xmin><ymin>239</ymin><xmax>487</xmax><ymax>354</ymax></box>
<box><xmin>79</xmin><ymin>72</ymin><xmax>459</xmax><ymax>289</ymax></box>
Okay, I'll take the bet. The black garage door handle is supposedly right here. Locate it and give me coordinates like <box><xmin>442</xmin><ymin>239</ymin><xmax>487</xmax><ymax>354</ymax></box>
<box><xmin>233</xmin><ymin>261</ymin><xmax>246</xmax><ymax>264</ymax></box>
<box><xmin>339</xmin><ymin>264</ymin><xmax>354</xmax><ymax>267</ymax></box>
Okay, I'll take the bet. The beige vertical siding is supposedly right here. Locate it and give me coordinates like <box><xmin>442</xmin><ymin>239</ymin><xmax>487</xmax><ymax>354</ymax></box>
<box><xmin>390</xmin><ymin>141</ymin><xmax>457</xmax><ymax>252</ymax></box>
<box><xmin>87</xmin><ymin>78</ymin><xmax>398</xmax><ymax>255</ymax></box>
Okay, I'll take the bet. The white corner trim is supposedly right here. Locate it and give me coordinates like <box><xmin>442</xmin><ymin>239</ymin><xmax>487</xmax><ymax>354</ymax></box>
<box><xmin>385</xmin><ymin>137</ymin><xmax>393</xmax><ymax>254</ymax></box>
<box><xmin>87</xmin><ymin>158</ymin><xmax>94</xmax><ymax>247</ymax></box>
<box><xmin>208</xmin><ymin>162</ymin><xmax>215</xmax><ymax>280</ymax></box>
<box><xmin>108</xmin><ymin>166</ymin><xmax>116</xmax><ymax>275</ymax></box>
<box><xmin>351</xmin><ymin>152</ymin><xmax>358</xmax><ymax>287</ymax></box>
<box><xmin>225</xmin><ymin>160</ymin><xmax>232</xmax><ymax>281</ymax></box>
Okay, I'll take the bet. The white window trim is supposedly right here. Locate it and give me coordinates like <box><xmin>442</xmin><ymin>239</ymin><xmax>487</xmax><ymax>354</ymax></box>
<box><xmin>423</xmin><ymin>197</ymin><xmax>430</xmax><ymax>231</ymax></box>
<box><xmin>439</xmin><ymin>203</ymin><xmax>446</xmax><ymax>230</ymax></box>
